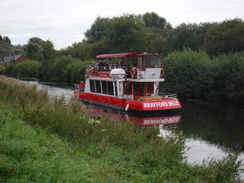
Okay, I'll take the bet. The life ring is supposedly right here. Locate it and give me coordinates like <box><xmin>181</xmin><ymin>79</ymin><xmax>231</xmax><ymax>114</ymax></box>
<box><xmin>88</xmin><ymin>68</ymin><xmax>97</xmax><ymax>77</ymax></box>
<box><xmin>131</xmin><ymin>67</ymin><xmax>137</xmax><ymax>78</ymax></box>
<box><xmin>160</xmin><ymin>67</ymin><xmax>166</xmax><ymax>78</ymax></box>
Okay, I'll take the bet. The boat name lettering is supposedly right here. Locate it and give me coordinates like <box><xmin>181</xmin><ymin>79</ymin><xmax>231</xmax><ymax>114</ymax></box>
<box><xmin>143</xmin><ymin>102</ymin><xmax>168</xmax><ymax>108</ymax></box>
<box><xmin>167</xmin><ymin>100</ymin><xmax>180</xmax><ymax>106</ymax></box>
<box><xmin>144</xmin><ymin>117</ymin><xmax>180</xmax><ymax>125</ymax></box>
<box><xmin>143</xmin><ymin>100</ymin><xmax>180</xmax><ymax>108</ymax></box>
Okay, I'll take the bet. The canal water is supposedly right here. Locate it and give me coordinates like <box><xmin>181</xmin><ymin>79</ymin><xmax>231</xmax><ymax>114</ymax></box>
<box><xmin>22</xmin><ymin>79</ymin><xmax>244</xmax><ymax>180</ymax></box>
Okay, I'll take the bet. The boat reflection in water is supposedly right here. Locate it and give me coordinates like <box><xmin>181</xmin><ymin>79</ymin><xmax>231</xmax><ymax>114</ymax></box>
<box><xmin>83</xmin><ymin>103</ymin><xmax>181</xmax><ymax>127</ymax></box>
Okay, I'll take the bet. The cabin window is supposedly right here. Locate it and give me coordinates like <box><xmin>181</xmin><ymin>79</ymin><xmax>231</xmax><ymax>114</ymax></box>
<box><xmin>123</xmin><ymin>82</ymin><xmax>132</xmax><ymax>95</ymax></box>
<box><xmin>90</xmin><ymin>80</ymin><xmax>114</xmax><ymax>96</ymax></box>
<box><xmin>95</xmin><ymin>80</ymin><xmax>101</xmax><ymax>93</ymax></box>
<box><xmin>107</xmin><ymin>82</ymin><xmax>114</xmax><ymax>95</ymax></box>
<box><xmin>138</xmin><ymin>56</ymin><xmax>148</xmax><ymax>67</ymax></box>
<box><xmin>133</xmin><ymin>82</ymin><xmax>153</xmax><ymax>97</ymax></box>
<box><xmin>102</xmin><ymin>81</ymin><xmax>107</xmax><ymax>94</ymax></box>
<box><xmin>90</xmin><ymin>80</ymin><xmax>95</xmax><ymax>92</ymax></box>
<box><xmin>146</xmin><ymin>82</ymin><xmax>154</xmax><ymax>95</ymax></box>
<box><xmin>134</xmin><ymin>82</ymin><xmax>144</xmax><ymax>96</ymax></box>
<box><xmin>126</xmin><ymin>57</ymin><xmax>137</xmax><ymax>67</ymax></box>
<box><xmin>138</xmin><ymin>57</ymin><xmax>143</xmax><ymax>67</ymax></box>
<box><xmin>148</xmin><ymin>56</ymin><xmax>162</xmax><ymax>68</ymax></box>
<box><xmin>114</xmin><ymin>81</ymin><xmax>117</xmax><ymax>96</ymax></box>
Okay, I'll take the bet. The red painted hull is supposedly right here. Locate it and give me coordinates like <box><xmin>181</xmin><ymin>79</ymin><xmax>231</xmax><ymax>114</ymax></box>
<box><xmin>75</xmin><ymin>91</ymin><xmax>182</xmax><ymax>111</ymax></box>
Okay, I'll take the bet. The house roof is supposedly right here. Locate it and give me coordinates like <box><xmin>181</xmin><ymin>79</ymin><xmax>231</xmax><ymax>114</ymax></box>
<box><xmin>3</xmin><ymin>54</ymin><xmax>22</xmax><ymax>62</ymax></box>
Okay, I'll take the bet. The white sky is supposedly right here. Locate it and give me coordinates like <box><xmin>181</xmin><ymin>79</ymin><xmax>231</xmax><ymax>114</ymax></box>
<box><xmin>1</xmin><ymin>0</ymin><xmax>243</xmax><ymax>50</ymax></box>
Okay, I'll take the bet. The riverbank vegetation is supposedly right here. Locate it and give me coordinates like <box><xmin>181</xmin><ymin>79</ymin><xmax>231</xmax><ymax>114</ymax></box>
<box><xmin>164</xmin><ymin>49</ymin><xmax>244</xmax><ymax>102</ymax></box>
<box><xmin>0</xmin><ymin>76</ymin><xmax>243</xmax><ymax>182</ymax></box>
<box><xmin>1</xmin><ymin>49</ymin><xmax>243</xmax><ymax>102</ymax></box>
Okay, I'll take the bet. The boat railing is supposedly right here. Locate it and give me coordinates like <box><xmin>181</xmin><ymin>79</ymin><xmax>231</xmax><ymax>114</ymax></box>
<box><xmin>159</xmin><ymin>92</ymin><xmax>178</xmax><ymax>99</ymax></box>
<box><xmin>86</xmin><ymin>64</ymin><xmax>131</xmax><ymax>72</ymax></box>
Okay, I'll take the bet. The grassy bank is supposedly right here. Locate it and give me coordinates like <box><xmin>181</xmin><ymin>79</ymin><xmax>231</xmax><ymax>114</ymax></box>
<box><xmin>0</xmin><ymin>75</ymin><xmax>243</xmax><ymax>182</ymax></box>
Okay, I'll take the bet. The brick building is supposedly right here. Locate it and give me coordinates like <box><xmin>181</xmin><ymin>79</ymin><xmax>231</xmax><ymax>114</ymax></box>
<box><xmin>2</xmin><ymin>54</ymin><xmax>30</xmax><ymax>66</ymax></box>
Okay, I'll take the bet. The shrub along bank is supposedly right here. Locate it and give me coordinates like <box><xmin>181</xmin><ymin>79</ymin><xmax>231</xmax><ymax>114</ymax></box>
<box><xmin>0</xmin><ymin>75</ymin><xmax>243</xmax><ymax>182</ymax></box>
<box><xmin>0</xmin><ymin>56</ymin><xmax>90</xmax><ymax>83</ymax></box>
<box><xmin>163</xmin><ymin>50</ymin><xmax>244</xmax><ymax>102</ymax></box>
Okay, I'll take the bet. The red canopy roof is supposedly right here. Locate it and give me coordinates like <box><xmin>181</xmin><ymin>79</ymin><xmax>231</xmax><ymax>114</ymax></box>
<box><xmin>96</xmin><ymin>53</ymin><xmax>164</xmax><ymax>59</ymax></box>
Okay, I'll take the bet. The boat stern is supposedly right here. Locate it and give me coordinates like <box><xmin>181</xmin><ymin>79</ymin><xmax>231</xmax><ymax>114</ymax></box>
<box><xmin>126</xmin><ymin>98</ymin><xmax>182</xmax><ymax>111</ymax></box>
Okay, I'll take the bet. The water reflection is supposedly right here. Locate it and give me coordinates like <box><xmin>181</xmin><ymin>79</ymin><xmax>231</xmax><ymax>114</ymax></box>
<box><xmin>179</xmin><ymin>99</ymin><xmax>244</xmax><ymax>152</ymax></box>
<box><xmin>83</xmin><ymin>103</ymin><xmax>181</xmax><ymax>127</ymax></box>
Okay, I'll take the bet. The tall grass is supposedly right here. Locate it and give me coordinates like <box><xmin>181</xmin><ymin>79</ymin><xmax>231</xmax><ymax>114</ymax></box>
<box><xmin>0</xmin><ymin>75</ymin><xmax>186</xmax><ymax>161</ymax></box>
<box><xmin>0</xmin><ymin>75</ymin><xmax>243</xmax><ymax>182</ymax></box>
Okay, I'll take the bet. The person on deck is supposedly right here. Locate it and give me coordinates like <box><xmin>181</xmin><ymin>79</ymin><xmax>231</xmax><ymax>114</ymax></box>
<box><xmin>78</xmin><ymin>81</ymin><xmax>85</xmax><ymax>92</ymax></box>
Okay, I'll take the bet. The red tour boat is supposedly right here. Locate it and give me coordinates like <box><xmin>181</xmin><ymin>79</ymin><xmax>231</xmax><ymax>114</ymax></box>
<box><xmin>74</xmin><ymin>53</ymin><xmax>182</xmax><ymax>111</ymax></box>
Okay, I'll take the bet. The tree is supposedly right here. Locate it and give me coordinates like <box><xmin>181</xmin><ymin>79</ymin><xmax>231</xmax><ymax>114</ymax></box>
<box><xmin>203</xmin><ymin>18</ymin><xmax>244</xmax><ymax>56</ymax></box>
<box><xmin>171</xmin><ymin>23</ymin><xmax>209</xmax><ymax>51</ymax></box>
<box><xmin>84</xmin><ymin>16</ymin><xmax>110</xmax><ymax>43</ymax></box>
<box><xmin>138</xmin><ymin>12</ymin><xmax>173</xmax><ymax>54</ymax></box>
<box><xmin>0</xmin><ymin>35</ymin><xmax>13</xmax><ymax>59</ymax></box>
<box><xmin>26</xmin><ymin>37</ymin><xmax>57</xmax><ymax>61</ymax></box>
<box><xmin>26</xmin><ymin>37</ymin><xmax>44</xmax><ymax>60</ymax></box>
<box><xmin>105</xmin><ymin>14</ymin><xmax>148</xmax><ymax>53</ymax></box>
<box><xmin>41</xmin><ymin>40</ymin><xmax>57</xmax><ymax>61</ymax></box>
<box><xmin>141</xmin><ymin>12</ymin><xmax>172</xmax><ymax>30</ymax></box>
<box><xmin>3</xmin><ymin>36</ymin><xmax>11</xmax><ymax>45</ymax></box>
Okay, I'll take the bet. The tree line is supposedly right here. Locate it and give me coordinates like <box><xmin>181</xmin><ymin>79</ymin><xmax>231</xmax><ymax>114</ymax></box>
<box><xmin>1</xmin><ymin>12</ymin><xmax>244</xmax><ymax>61</ymax></box>
<box><xmin>61</xmin><ymin>13</ymin><xmax>244</xmax><ymax>59</ymax></box>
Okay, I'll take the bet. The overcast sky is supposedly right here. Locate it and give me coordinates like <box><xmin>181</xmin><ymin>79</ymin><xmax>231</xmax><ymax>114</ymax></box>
<box><xmin>1</xmin><ymin>0</ymin><xmax>243</xmax><ymax>50</ymax></box>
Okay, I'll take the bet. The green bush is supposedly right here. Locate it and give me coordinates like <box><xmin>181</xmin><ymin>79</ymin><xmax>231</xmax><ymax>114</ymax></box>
<box><xmin>10</xmin><ymin>60</ymin><xmax>40</xmax><ymax>77</ymax></box>
<box><xmin>46</xmin><ymin>56</ymin><xmax>90</xmax><ymax>83</ymax></box>
<box><xmin>63</xmin><ymin>59</ymin><xmax>90</xmax><ymax>83</ymax></box>
<box><xmin>47</xmin><ymin>56</ymin><xmax>73</xmax><ymax>81</ymax></box>
<box><xmin>164</xmin><ymin>49</ymin><xmax>244</xmax><ymax>102</ymax></box>
<box><xmin>212</xmin><ymin>52</ymin><xmax>244</xmax><ymax>101</ymax></box>
<box><xmin>164</xmin><ymin>49</ymin><xmax>214</xmax><ymax>97</ymax></box>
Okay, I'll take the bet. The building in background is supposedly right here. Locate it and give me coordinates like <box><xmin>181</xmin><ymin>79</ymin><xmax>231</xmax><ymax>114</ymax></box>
<box><xmin>2</xmin><ymin>54</ymin><xmax>29</xmax><ymax>66</ymax></box>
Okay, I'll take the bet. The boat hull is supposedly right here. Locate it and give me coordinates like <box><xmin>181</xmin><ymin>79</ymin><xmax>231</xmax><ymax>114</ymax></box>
<box><xmin>75</xmin><ymin>91</ymin><xmax>182</xmax><ymax>111</ymax></box>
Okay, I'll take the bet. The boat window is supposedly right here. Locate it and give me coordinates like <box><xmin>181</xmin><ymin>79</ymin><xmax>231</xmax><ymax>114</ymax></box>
<box><xmin>114</xmin><ymin>81</ymin><xmax>117</xmax><ymax>96</ymax></box>
<box><xmin>134</xmin><ymin>82</ymin><xmax>145</xmax><ymax>96</ymax></box>
<box><xmin>137</xmin><ymin>56</ymin><xmax>148</xmax><ymax>67</ymax></box>
<box><xmin>148</xmin><ymin>56</ymin><xmax>162</xmax><ymax>68</ymax></box>
<box><xmin>126</xmin><ymin>57</ymin><xmax>137</xmax><ymax>67</ymax></box>
<box><xmin>138</xmin><ymin>57</ymin><xmax>143</xmax><ymax>67</ymax></box>
<box><xmin>143</xmin><ymin>56</ymin><xmax>148</xmax><ymax>67</ymax></box>
<box><xmin>133</xmin><ymin>82</ymin><xmax>153</xmax><ymax>97</ymax></box>
<box><xmin>146</xmin><ymin>82</ymin><xmax>154</xmax><ymax>95</ymax></box>
<box><xmin>102</xmin><ymin>81</ymin><xmax>107</xmax><ymax>94</ymax></box>
<box><xmin>107</xmin><ymin>82</ymin><xmax>114</xmax><ymax>95</ymax></box>
<box><xmin>90</xmin><ymin>80</ymin><xmax>95</xmax><ymax>92</ymax></box>
<box><xmin>123</xmin><ymin>82</ymin><xmax>132</xmax><ymax>95</ymax></box>
<box><xmin>95</xmin><ymin>80</ymin><xmax>101</xmax><ymax>93</ymax></box>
